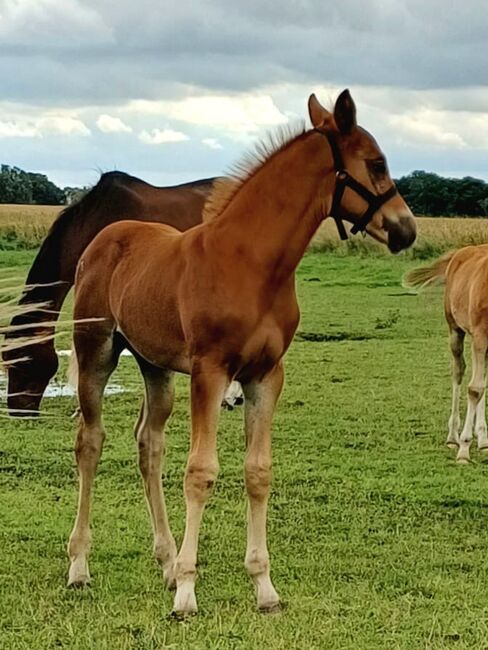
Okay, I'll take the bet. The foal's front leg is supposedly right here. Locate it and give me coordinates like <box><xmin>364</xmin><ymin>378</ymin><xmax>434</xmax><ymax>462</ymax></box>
<box><xmin>242</xmin><ymin>361</ymin><xmax>284</xmax><ymax>612</ymax></box>
<box><xmin>172</xmin><ymin>359</ymin><xmax>228</xmax><ymax>616</ymax></box>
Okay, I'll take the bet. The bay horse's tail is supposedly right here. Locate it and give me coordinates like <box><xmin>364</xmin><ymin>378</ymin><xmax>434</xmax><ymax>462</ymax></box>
<box><xmin>403</xmin><ymin>250</ymin><xmax>456</xmax><ymax>291</ymax></box>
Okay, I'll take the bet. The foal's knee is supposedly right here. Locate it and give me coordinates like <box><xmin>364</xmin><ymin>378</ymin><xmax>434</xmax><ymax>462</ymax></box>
<box><xmin>74</xmin><ymin>425</ymin><xmax>105</xmax><ymax>462</ymax></box>
<box><xmin>185</xmin><ymin>458</ymin><xmax>219</xmax><ymax>502</ymax></box>
<box><xmin>469</xmin><ymin>386</ymin><xmax>485</xmax><ymax>403</ymax></box>
<box><xmin>245</xmin><ymin>459</ymin><xmax>271</xmax><ymax>501</ymax></box>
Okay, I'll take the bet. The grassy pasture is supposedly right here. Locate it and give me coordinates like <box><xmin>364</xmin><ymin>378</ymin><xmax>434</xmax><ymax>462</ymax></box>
<box><xmin>2</xmin><ymin>247</ymin><xmax>488</xmax><ymax>649</ymax></box>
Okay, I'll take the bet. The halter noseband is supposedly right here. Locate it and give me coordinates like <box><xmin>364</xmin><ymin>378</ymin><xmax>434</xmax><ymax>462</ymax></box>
<box><xmin>315</xmin><ymin>128</ymin><xmax>398</xmax><ymax>241</ymax></box>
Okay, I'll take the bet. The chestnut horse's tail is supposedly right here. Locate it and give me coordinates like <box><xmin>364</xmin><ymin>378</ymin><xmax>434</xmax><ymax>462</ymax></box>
<box><xmin>403</xmin><ymin>250</ymin><xmax>456</xmax><ymax>291</ymax></box>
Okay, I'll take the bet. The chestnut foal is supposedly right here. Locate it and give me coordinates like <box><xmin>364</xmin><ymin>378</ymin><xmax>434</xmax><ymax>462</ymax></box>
<box><xmin>67</xmin><ymin>90</ymin><xmax>416</xmax><ymax>615</ymax></box>
<box><xmin>405</xmin><ymin>246</ymin><xmax>488</xmax><ymax>463</ymax></box>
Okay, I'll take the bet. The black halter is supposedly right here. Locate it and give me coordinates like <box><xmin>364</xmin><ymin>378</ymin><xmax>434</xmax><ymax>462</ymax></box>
<box><xmin>316</xmin><ymin>128</ymin><xmax>398</xmax><ymax>241</ymax></box>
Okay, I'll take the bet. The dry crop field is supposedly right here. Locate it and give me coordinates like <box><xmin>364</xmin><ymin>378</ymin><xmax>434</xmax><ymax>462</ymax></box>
<box><xmin>1</xmin><ymin>203</ymin><xmax>488</xmax><ymax>254</ymax></box>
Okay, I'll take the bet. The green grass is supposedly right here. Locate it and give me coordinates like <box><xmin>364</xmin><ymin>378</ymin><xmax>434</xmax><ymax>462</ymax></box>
<box><xmin>2</xmin><ymin>249</ymin><xmax>488</xmax><ymax>649</ymax></box>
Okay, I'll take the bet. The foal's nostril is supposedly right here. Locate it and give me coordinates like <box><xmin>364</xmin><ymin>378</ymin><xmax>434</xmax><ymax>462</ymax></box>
<box><xmin>235</xmin><ymin>396</ymin><xmax>244</xmax><ymax>406</ymax></box>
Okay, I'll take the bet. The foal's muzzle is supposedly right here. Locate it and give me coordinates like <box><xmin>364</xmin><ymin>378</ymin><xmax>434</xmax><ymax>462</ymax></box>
<box><xmin>386</xmin><ymin>215</ymin><xmax>417</xmax><ymax>253</ymax></box>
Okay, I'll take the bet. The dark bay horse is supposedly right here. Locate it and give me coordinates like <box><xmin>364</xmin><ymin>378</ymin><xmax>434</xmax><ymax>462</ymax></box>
<box><xmin>67</xmin><ymin>90</ymin><xmax>416</xmax><ymax>615</ymax></box>
<box><xmin>405</xmin><ymin>246</ymin><xmax>488</xmax><ymax>463</ymax></box>
<box><xmin>3</xmin><ymin>173</ymin><xmax>217</xmax><ymax>414</ymax></box>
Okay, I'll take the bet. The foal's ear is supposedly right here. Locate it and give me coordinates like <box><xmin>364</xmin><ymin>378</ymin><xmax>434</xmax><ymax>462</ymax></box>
<box><xmin>308</xmin><ymin>93</ymin><xmax>332</xmax><ymax>128</ymax></box>
<box><xmin>334</xmin><ymin>89</ymin><xmax>357</xmax><ymax>135</ymax></box>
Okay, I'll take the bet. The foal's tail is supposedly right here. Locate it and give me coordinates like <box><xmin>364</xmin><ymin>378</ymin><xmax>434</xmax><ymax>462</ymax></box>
<box><xmin>403</xmin><ymin>250</ymin><xmax>456</xmax><ymax>291</ymax></box>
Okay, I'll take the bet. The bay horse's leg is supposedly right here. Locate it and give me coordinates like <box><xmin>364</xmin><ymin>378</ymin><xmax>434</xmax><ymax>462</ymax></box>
<box><xmin>67</xmin><ymin>334</ymin><xmax>120</xmax><ymax>586</ymax></box>
<box><xmin>133</xmin><ymin>358</ymin><xmax>177</xmax><ymax>588</ymax></box>
<box><xmin>172</xmin><ymin>359</ymin><xmax>228</xmax><ymax>616</ymax></box>
<box><xmin>457</xmin><ymin>335</ymin><xmax>487</xmax><ymax>463</ymax></box>
<box><xmin>242</xmin><ymin>361</ymin><xmax>284</xmax><ymax>612</ymax></box>
<box><xmin>447</xmin><ymin>327</ymin><xmax>465</xmax><ymax>449</ymax></box>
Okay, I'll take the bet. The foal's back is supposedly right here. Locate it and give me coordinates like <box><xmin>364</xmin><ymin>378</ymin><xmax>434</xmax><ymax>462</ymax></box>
<box><xmin>445</xmin><ymin>244</ymin><xmax>488</xmax><ymax>335</ymax></box>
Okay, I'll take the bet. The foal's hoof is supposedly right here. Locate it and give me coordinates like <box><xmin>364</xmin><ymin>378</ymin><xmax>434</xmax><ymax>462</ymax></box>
<box><xmin>478</xmin><ymin>445</ymin><xmax>488</xmax><ymax>453</ymax></box>
<box><xmin>456</xmin><ymin>457</ymin><xmax>471</xmax><ymax>465</ymax></box>
<box><xmin>172</xmin><ymin>585</ymin><xmax>198</xmax><ymax>618</ymax></box>
<box><xmin>68</xmin><ymin>558</ymin><xmax>90</xmax><ymax>587</ymax></box>
<box><xmin>67</xmin><ymin>574</ymin><xmax>90</xmax><ymax>588</ymax></box>
<box><xmin>446</xmin><ymin>441</ymin><xmax>459</xmax><ymax>450</ymax></box>
<box><xmin>169</xmin><ymin>609</ymin><xmax>197</xmax><ymax>622</ymax></box>
<box><xmin>259</xmin><ymin>601</ymin><xmax>283</xmax><ymax>615</ymax></box>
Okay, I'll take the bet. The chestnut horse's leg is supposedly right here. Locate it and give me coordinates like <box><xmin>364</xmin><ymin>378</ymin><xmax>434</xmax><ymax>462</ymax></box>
<box><xmin>447</xmin><ymin>327</ymin><xmax>465</xmax><ymax>449</ymax></box>
<box><xmin>242</xmin><ymin>361</ymin><xmax>284</xmax><ymax>612</ymax></box>
<box><xmin>68</xmin><ymin>334</ymin><xmax>120</xmax><ymax>586</ymax></box>
<box><xmin>475</xmin><ymin>392</ymin><xmax>488</xmax><ymax>451</ymax></box>
<box><xmin>133</xmin><ymin>359</ymin><xmax>177</xmax><ymax>588</ymax></box>
<box><xmin>457</xmin><ymin>335</ymin><xmax>487</xmax><ymax>463</ymax></box>
<box><xmin>172</xmin><ymin>359</ymin><xmax>228</xmax><ymax>616</ymax></box>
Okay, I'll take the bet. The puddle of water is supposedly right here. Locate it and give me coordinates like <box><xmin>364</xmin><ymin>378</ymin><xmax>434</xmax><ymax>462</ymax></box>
<box><xmin>1</xmin><ymin>349</ymin><xmax>243</xmax><ymax>405</ymax></box>
<box><xmin>0</xmin><ymin>348</ymin><xmax>127</xmax><ymax>400</ymax></box>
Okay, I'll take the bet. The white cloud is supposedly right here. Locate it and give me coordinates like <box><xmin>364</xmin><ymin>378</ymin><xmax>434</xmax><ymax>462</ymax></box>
<box><xmin>0</xmin><ymin>113</ymin><xmax>90</xmax><ymax>138</ymax></box>
<box><xmin>0</xmin><ymin>121</ymin><xmax>38</xmax><ymax>138</ymax></box>
<box><xmin>202</xmin><ymin>137</ymin><xmax>223</xmax><ymax>150</ymax></box>
<box><xmin>37</xmin><ymin>116</ymin><xmax>91</xmax><ymax>136</ymax></box>
<box><xmin>96</xmin><ymin>114</ymin><xmax>132</xmax><ymax>133</ymax></box>
<box><xmin>128</xmin><ymin>93</ymin><xmax>288</xmax><ymax>134</ymax></box>
<box><xmin>390</xmin><ymin>112</ymin><xmax>466</xmax><ymax>149</ymax></box>
<box><xmin>139</xmin><ymin>128</ymin><xmax>189</xmax><ymax>145</ymax></box>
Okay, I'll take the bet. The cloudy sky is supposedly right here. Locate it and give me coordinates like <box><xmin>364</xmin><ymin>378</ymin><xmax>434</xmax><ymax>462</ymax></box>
<box><xmin>0</xmin><ymin>0</ymin><xmax>487</xmax><ymax>188</ymax></box>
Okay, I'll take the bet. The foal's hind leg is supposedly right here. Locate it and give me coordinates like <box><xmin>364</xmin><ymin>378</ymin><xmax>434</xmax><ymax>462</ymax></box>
<box><xmin>447</xmin><ymin>327</ymin><xmax>465</xmax><ymax>449</ymax></box>
<box><xmin>457</xmin><ymin>335</ymin><xmax>487</xmax><ymax>463</ymax></box>
<box><xmin>242</xmin><ymin>362</ymin><xmax>284</xmax><ymax>612</ymax></box>
<box><xmin>67</xmin><ymin>334</ymin><xmax>120</xmax><ymax>586</ymax></box>
<box><xmin>133</xmin><ymin>359</ymin><xmax>177</xmax><ymax>588</ymax></box>
<box><xmin>475</xmin><ymin>391</ymin><xmax>488</xmax><ymax>451</ymax></box>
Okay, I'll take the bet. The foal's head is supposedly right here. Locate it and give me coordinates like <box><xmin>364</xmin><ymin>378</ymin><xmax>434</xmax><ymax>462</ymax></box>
<box><xmin>309</xmin><ymin>90</ymin><xmax>416</xmax><ymax>252</ymax></box>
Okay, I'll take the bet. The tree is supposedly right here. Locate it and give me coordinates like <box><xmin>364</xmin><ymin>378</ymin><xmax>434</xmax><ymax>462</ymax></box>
<box><xmin>0</xmin><ymin>165</ymin><xmax>66</xmax><ymax>205</ymax></box>
<box><xmin>27</xmin><ymin>172</ymin><xmax>65</xmax><ymax>205</ymax></box>
<box><xmin>0</xmin><ymin>165</ymin><xmax>32</xmax><ymax>203</ymax></box>
<box><xmin>395</xmin><ymin>170</ymin><xmax>488</xmax><ymax>217</ymax></box>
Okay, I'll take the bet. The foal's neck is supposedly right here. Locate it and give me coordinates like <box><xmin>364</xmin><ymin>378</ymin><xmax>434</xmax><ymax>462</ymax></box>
<box><xmin>210</xmin><ymin>130</ymin><xmax>334</xmax><ymax>282</ymax></box>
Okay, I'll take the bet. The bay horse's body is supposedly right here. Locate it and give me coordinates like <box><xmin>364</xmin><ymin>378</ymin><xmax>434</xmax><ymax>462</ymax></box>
<box><xmin>3</xmin><ymin>173</ymin><xmax>217</xmax><ymax>415</ymax></box>
<box><xmin>68</xmin><ymin>91</ymin><xmax>416</xmax><ymax>615</ymax></box>
<box><xmin>405</xmin><ymin>246</ymin><xmax>488</xmax><ymax>463</ymax></box>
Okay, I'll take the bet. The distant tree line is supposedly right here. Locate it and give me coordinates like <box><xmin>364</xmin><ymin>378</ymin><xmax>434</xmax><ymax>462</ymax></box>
<box><xmin>1</xmin><ymin>164</ymin><xmax>488</xmax><ymax>216</ymax></box>
<box><xmin>0</xmin><ymin>165</ymin><xmax>86</xmax><ymax>206</ymax></box>
<box><xmin>395</xmin><ymin>170</ymin><xmax>488</xmax><ymax>217</ymax></box>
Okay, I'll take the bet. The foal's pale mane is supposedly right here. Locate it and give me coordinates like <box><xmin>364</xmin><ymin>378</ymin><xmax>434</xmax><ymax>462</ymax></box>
<box><xmin>202</xmin><ymin>121</ymin><xmax>307</xmax><ymax>223</ymax></box>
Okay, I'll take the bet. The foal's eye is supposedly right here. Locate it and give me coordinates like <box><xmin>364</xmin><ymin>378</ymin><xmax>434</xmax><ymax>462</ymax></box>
<box><xmin>370</xmin><ymin>159</ymin><xmax>387</xmax><ymax>175</ymax></box>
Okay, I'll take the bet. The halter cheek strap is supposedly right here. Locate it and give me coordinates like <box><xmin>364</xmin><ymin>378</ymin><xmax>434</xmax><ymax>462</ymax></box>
<box><xmin>316</xmin><ymin>128</ymin><xmax>398</xmax><ymax>241</ymax></box>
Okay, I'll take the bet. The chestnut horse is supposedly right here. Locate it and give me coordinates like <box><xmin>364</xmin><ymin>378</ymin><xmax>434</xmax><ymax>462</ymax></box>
<box><xmin>68</xmin><ymin>90</ymin><xmax>416</xmax><ymax>615</ymax></box>
<box><xmin>405</xmin><ymin>246</ymin><xmax>488</xmax><ymax>463</ymax></box>
<box><xmin>3</xmin><ymin>174</ymin><xmax>217</xmax><ymax>415</ymax></box>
